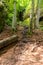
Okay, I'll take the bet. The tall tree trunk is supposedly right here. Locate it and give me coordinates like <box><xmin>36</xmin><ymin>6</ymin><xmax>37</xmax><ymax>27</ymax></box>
<box><xmin>12</xmin><ymin>1</ymin><xmax>17</xmax><ymax>30</ymax></box>
<box><xmin>35</xmin><ymin>0</ymin><xmax>41</xmax><ymax>29</ymax></box>
<box><xmin>30</xmin><ymin>0</ymin><xmax>34</xmax><ymax>32</ymax></box>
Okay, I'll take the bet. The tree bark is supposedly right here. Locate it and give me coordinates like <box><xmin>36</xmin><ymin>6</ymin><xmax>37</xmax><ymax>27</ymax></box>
<box><xmin>12</xmin><ymin>1</ymin><xmax>17</xmax><ymax>30</ymax></box>
<box><xmin>30</xmin><ymin>0</ymin><xmax>34</xmax><ymax>32</ymax></box>
<box><xmin>35</xmin><ymin>0</ymin><xmax>41</xmax><ymax>29</ymax></box>
<box><xmin>0</xmin><ymin>35</ymin><xmax>18</xmax><ymax>49</ymax></box>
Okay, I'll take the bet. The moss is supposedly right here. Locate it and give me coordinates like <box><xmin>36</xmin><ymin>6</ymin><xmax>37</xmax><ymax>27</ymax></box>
<box><xmin>0</xmin><ymin>2</ymin><xmax>7</xmax><ymax>32</ymax></box>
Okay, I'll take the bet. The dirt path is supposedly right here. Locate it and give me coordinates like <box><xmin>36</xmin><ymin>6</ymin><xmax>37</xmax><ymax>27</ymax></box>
<box><xmin>0</xmin><ymin>30</ymin><xmax>43</xmax><ymax>65</ymax></box>
<box><xmin>0</xmin><ymin>41</ymin><xmax>43</xmax><ymax>65</ymax></box>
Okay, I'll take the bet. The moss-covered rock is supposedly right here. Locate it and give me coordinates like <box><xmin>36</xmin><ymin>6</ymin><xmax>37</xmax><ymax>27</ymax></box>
<box><xmin>0</xmin><ymin>2</ymin><xmax>7</xmax><ymax>32</ymax></box>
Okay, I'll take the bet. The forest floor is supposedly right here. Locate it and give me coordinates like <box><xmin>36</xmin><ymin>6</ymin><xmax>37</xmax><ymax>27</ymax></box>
<box><xmin>0</xmin><ymin>26</ymin><xmax>43</xmax><ymax>65</ymax></box>
<box><xmin>0</xmin><ymin>25</ymin><xmax>16</xmax><ymax>40</ymax></box>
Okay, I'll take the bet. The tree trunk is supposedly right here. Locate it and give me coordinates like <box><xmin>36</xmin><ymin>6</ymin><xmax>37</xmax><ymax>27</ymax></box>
<box><xmin>12</xmin><ymin>1</ymin><xmax>17</xmax><ymax>30</ymax></box>
<box><xmin>0</xmin><ymin>35</ymin><xmax>18</xmax><ymax>49</ymax></box>
<box><xmin>30</xmin><ymin>0</ymin><xmax>34</xmax><ymax>32</ymax></box>
<box><xmin>35</xmin><ymin>0</ymin><xmax>41</xmax><ymax>29</ymax></box>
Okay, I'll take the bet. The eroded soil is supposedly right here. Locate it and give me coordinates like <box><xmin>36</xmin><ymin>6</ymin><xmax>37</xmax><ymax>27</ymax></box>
<box><xmin>0</xmin><ymin>25</ymin><xmax>15</xmax><ymax>40</ymax></box>
<box><xmin>0</xmin><ymin>28</ymin><xmax>43</xmax><ymax>65</ymax></box>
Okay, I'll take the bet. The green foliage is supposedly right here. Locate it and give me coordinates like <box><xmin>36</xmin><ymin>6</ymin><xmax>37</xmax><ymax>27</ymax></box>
<box><xmin>2</xmin><ymin>0</ymin><xmax>14</xmax><ymax>26</ymax></box>
<box><xmin>0</xmin><ymin>2</ymin><xmax>7</xmax><ymax>32</ymax></box>
<box><xmin>40</xmin><ymin>21</ymin><xmax>43</xmax><ymax>30</ymax></box>
<box><xmin>2</xmin><ymin>0</ymin><xmax>31</xmax><ymax>25</ymax></box>
<box><xmin>1</xmin><ymin>0</ymin><xmax>43</xmax><ymax>28</ymax></box>
<box><xmin>22</xmin><ymin>18</ymin><xmax>30</xmax><ymax>26</ymax></box>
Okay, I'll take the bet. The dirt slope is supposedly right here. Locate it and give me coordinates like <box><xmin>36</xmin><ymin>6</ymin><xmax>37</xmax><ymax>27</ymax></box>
<box><xmin>0</xmin><ymin>30</ymin><xmax>43</xmax><ymax>65</ymax></box>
